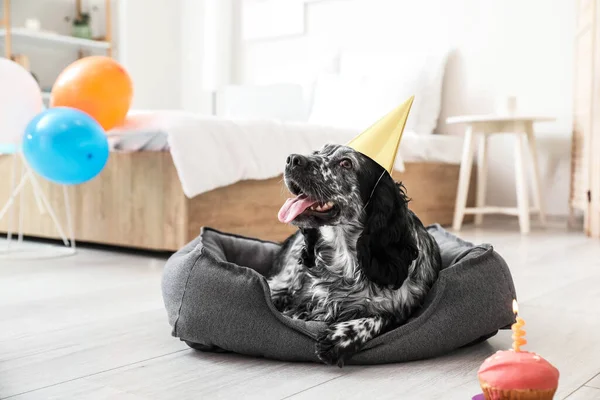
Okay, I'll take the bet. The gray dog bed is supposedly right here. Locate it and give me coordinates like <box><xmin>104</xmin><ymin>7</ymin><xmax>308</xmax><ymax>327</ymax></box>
<box><xmin>162</xmin><ymin>224</ymin><xmax>516</xmax><ymax>364</ymax></box>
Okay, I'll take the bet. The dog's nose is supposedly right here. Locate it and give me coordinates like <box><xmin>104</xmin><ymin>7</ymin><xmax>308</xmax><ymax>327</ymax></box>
<box><xmin>286</xmin><ymin>154</ymin><xmax>307</xmax><ymax>168</ymax></box>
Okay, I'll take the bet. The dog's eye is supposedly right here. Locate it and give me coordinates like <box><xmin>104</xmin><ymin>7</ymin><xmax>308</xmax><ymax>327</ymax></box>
<box><xmin>339</xmin><ymin>159</ymin><xmax>352</xmax><ymax>169</ymax></box>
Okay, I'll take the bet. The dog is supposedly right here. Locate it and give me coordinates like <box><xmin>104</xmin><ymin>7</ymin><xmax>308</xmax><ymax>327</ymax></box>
<box><xmin>268</xmin><ymin>143</ymin><xmax>442</xmax><ymax>366</ymax></box>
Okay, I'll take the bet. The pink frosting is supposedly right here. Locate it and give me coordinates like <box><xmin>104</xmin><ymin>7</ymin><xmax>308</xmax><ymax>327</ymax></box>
<box><xmin>478</xmin><ymin>350</ymin><xmax>559</xmax><ymax>390</ymax></box>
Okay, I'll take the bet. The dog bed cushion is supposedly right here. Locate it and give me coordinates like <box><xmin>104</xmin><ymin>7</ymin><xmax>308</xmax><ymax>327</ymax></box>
<box><xmin>162</xmin><ymin>224</ymin><xmax>516</xmax><ymax>364</ymax></box>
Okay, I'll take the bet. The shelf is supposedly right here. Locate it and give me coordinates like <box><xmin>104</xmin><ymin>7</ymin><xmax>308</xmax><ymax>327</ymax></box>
<box><xmin>0</xmin><ymin>27</ymin><xmax>110</xmax><ymax>50</ymax></box>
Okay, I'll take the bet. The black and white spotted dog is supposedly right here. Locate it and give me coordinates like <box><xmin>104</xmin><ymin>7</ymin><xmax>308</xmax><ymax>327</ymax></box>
<box><xmin>269</xmin><ymin>144</ymin><xmax>442</xmax><ymax>366</ymax></box>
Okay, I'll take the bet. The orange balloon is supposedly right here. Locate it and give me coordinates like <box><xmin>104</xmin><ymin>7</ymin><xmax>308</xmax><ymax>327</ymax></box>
<box><xmin>51</xmin><ymin>56</ymin><xmax>133</xmax><ymax>130</ymax></box>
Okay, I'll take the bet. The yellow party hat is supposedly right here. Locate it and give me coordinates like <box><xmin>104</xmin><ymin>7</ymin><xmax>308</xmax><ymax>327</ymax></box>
<box><xmin>347</xmin><ymin>96</ymin><xmax>414</xmax><ymax>174</ymax></box>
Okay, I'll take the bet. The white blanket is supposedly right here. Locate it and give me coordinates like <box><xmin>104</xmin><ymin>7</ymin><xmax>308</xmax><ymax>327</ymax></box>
<box><xmin>109</xmin><ymin>111</ymin><xmax>463</xmax><ymax>199</ymax></box>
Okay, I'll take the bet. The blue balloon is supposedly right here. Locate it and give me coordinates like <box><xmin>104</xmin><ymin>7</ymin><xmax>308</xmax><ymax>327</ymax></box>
<box><xmin>22</xmin><ymin>107</ymin><xmax>109</xmax><ymax>185</ymax></box>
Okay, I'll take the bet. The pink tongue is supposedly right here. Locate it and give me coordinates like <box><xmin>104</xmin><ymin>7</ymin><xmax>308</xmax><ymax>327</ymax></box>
<box><xmin>278</xmin><ymin>195</ymin><xmax>317</xmax><ymax>223</ymax></box>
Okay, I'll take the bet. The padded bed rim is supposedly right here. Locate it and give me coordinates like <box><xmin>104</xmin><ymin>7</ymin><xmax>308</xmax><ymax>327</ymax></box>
<box><xmin>172</xmin><ymin>227</ymin><xmax>324</xmax><ymax>340</ymax></box>
<box><xmin>172</xmin><ymin>226</ymin><xmax>510</xmax><ymax>346</ymax></box>
<box><xmin>357</xmin><ymin>245</ymin><xmax>504</xmax><ymax>351</ymax></box>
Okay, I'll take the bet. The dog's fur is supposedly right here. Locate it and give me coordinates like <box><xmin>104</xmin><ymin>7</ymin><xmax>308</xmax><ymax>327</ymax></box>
<box><xmin>268</xmin><ymin>144</ymin><xmax>442</xmax><ymax>366</ymax></box>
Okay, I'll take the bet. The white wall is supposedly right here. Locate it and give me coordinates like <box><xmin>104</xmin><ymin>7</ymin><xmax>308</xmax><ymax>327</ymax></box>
<box><xmin>180</xmin><ymin>0</ymin><xmax>234</xmax><ymax>114</ymax></box>
<box><xmin>237</xmin><ymin>0</ymin><xmax>573</xmax><ymax>134</ymax></box>
<box><xmin>118</xmin><ymin>0</ymin><xmax>182</xmax><ymax>109</ymax></box>
<box><xmin>180</xmin><ymin>0</ymin><xmax>207</xmax><ymax>112</ymax></box>
<box><xmin>235</xmin><ymin>0</ymin><xmax>575</xmax><ymax>216</ymax></box>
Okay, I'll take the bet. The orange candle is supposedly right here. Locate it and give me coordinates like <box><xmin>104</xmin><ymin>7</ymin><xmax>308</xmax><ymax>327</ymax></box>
<box><xmin>511</xmin><ymin>299</ymin><xmax>527</xmax><ymax>352</ymax></box>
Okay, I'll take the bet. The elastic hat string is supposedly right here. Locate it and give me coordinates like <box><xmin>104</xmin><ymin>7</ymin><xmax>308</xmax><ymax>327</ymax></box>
<box><xmin>362</xmin><ymin>170</ymin><xmax>386</xmax><ymax>211</ymax></box>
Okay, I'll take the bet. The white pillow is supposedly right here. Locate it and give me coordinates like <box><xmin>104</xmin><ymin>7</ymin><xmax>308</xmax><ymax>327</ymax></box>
<box><xmin>219</xmin><ymin>84</ymin><xmax>309</xmax><ymax>122</ymax></box>
<box><xmin>339</xmin><ymin>50</ymin><xmax>448</xmax><ymax>134</ymax></box>
<box><xmin>308</xmin><ymin>73</ymin><xmax>421</xmax><ymax>132</ymax></box>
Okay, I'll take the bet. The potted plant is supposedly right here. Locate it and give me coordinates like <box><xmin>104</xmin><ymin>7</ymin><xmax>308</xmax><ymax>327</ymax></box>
<box><xmin>72</xmin><ymin>13</ymin><xmax>92</xmax><ymax>39</ymax></box>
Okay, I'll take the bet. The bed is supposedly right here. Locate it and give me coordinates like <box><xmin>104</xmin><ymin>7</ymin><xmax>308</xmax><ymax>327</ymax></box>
<box><xmin>0</xmin><ymin>49</ymin><xmax>476</xmax><ymax>251</ymax></box>
<box><xmin>0</xmin><ymin>128</ymin><xmax>474</xmax><ymax>251</ymax></box>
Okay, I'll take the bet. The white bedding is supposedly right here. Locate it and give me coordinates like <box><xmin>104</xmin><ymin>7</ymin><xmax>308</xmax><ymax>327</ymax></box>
<box><xmin>108</xmin><ymin>111</ymin><xmax>464</xmax><ymax>199</ymax></box>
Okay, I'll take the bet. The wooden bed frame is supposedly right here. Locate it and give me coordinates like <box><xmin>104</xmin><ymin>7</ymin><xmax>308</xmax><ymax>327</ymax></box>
<box><xmin>0</xmin><ymin>152</ymin><xmax>476</xmax><ymax>252</ymax></box>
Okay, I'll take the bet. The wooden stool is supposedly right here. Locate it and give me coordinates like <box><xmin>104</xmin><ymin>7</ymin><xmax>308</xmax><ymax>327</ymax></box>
<box><xmin>447</xmin><ymin>115</ymin><xmax>554</xmax><ymax>234</ymax></box>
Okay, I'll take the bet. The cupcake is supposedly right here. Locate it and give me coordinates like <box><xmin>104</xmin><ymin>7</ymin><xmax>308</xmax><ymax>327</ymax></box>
<box><xmin>478</xmin><ymin>350</ymin><xmax>559</xmax><ymax>400</ymax></box>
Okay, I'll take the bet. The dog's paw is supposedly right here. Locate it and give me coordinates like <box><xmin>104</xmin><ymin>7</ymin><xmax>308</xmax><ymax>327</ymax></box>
<box><xmin>315</xmin><ymin>324</ymin><xmax>359</xmax><ymax>367</ymax></box>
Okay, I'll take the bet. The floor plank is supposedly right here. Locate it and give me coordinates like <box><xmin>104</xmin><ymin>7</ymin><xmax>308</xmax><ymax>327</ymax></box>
<box><xmin>458</xmin><ymin>222</ymin><xmax>600</xmax><ymax>304</ymax></box>
<box><xmin>0</xmin><ymin>245</ymin><xmax>182</xmax><ymax>398</ymax></box>
<box><xmin>284</xmin><ymin>307</ymin><xmax>600</xmax><ymax>400</ymax></box>
<box><xmin>565</xmin><ymin>386</ymin><xmax>600</xmax><ymax>400</ymax></box>
<box><xmin>89</xmin><ymin>352</ymin><xmax>347</xmax><ymax>400</ymax></box>
<box><xmin>0</xmin><ymin>310</ymin><xmax>187</xmax><ymax>397</ymax></box>
<box><xmin>587</xmin><ymin>373</ymin><xmax>600</xmax><ymax>389</ymax></box>
<box><xmin>9</xmin><ymin>380</ymin><xmax>148</xmax><ymax>400</ymax></box>
<box><xmin>2</xmin><ymin>220</ymin><xmax>600</xmax><ymax>400</ymax></box>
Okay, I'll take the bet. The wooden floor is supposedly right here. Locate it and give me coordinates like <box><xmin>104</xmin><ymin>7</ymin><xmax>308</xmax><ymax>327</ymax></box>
<box><xmin>1</xmin><ymin>219</ymin><xmax>600</xmax><ymax>400</ymax></box>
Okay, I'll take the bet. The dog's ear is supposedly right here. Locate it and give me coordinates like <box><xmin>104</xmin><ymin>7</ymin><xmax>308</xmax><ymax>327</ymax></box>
<box><xmin>357</xmin><ymin>177</ymin><xmax>418</xmax><ymax>289</ymax></box>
